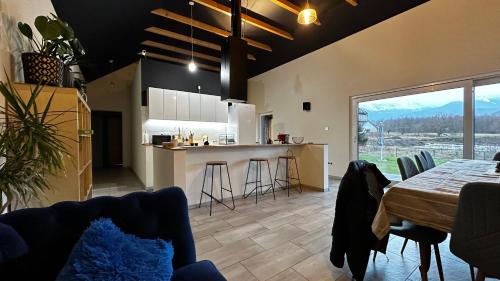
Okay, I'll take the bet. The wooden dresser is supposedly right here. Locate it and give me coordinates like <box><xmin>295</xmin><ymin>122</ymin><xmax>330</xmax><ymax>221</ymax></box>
<box><xmin>14</xmin><ymin>84</ymin><xmax>92</xmax><ymax>206</ymax></box>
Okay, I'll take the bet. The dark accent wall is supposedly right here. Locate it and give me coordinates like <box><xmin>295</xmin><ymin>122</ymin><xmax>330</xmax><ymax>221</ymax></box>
<box><xmin>141</xmin><ymin>59</ymin><xmax>221</xmax><ymax>97</ymax></box>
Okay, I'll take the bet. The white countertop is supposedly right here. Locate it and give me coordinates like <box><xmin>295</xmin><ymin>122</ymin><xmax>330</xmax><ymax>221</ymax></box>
<box><xmin>146</xmin><ymin>143</ymin><xmax>326</xmax><ymax>150</ymax></box>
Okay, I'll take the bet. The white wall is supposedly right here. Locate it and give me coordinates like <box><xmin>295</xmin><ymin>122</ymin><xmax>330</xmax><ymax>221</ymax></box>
<box><xmin>0</xmin><ymin>0</ymin><xmax>55</xmax><ymax>82</ymax></box>
<box><xmin>86</xmin><ymin>63</ymin><xmax>136</xmax><ymax>167</ymax></box>
<box><xmin>248</xmin><ymin>0</ymin><xmax>500</xmax><ymax>177</ymax></box>
<box><xmin>131</xmin><ymin>60</ymin><xmax>147</xmax><ymax>185</ymax></box>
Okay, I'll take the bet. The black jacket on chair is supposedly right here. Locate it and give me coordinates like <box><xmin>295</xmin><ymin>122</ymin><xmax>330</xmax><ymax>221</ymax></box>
<box><xmin>330</xmin><ymin>160</ymin><xmax>390</xmax><ymax>281</ymax></box>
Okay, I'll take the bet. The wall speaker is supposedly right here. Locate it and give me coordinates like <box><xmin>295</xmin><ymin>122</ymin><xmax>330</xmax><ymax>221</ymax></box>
<box><xmin>303</xmin><ymin>102</ymin><xmax>311</xmax><ymax>111</ymax></box>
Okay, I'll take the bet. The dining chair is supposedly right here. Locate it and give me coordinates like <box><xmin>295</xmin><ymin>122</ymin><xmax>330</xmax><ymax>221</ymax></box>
<box><xmin>450</xmin><ymin>182</ymin><xmax>500</xmax><ymax>281</ymax></box>
<box><xmin>397</xmin><ymin>156</ymin><xmax>420</xmax><ymax>180</ymax></box>
<box><xmin>394</xmin><ymin>157</ymin><xmax>421</xmax><ymax>255</ymax></box>
<box><xmin>492</xmin><ymin>151</ymin><xmax>500</xmax><ymax>161</ymax></box>
<box><xmin>415</xmin><ymin>154</ymin><xmax>430</xmax><ymax>173</ymax></box>
<box><xmin>421</xmin><ymin>151</ymin><xmax>436</xmax><ymax>168</ymax></box>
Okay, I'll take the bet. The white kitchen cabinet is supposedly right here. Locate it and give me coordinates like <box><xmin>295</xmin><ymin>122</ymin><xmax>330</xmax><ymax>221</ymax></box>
<box><xmin>189</xmin><ymin>92</ymin><xmax>201</xmax><ymax>121</ymax></box>
<box><xmin>176</xmin><ymin>91</ymin><xmax>190</xmax><ymax>121</ymax></box>
<box><xmin>163</xmin><ymin>89</ymin><xmax>177</xmax><ymax>120</ymax></box>
<box><xmin>228</xmin><ymin>103</ymin><xmax>256</xmax><ymax>144</ymax></box>
<box><xmin>200</xmin><ymin>94</ymin><xmax>217</xmax><ymax>122</ymax></box>
<box><xmin>215</xmin><ymin>99</ymin><xmax>228</xmax><ymax>123</ymax></box>
<box><xmin>148</xmin><ymin>87</ymin><xmax>164</xmax><ymax>120</ymax></box>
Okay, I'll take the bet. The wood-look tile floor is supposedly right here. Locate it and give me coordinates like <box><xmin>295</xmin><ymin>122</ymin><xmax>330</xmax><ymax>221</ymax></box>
<box><xmin>94</xmin><ymin>170</ymin><xmax>495</xmax><ymax>281</ymax></box>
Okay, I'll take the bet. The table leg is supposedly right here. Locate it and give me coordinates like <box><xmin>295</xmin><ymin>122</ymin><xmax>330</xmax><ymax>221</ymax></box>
<box><xmin>418</xmin><ymin>243</ymin><xmax>431</xmax><ymax>281</ymax></box>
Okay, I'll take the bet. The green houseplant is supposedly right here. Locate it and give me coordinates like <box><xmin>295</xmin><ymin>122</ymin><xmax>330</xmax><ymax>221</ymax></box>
<box><xmin>0</xmin><ymin>74</ymin><xmax>69</xmax><ymax>213</ymax></box>
<box><xmin>18</xmin><ymin>14</ymin><xmax>85</xmax><ymax>87</ymax></box>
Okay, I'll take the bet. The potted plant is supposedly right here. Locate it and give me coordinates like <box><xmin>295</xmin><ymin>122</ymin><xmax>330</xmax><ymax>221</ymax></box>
<box><xmin>18</xmin><ymin>14</ymin><xmax>85</xmax><ymax>87</ymax></box>
<box><xmin>0</xmin><ymin>74</ymin><xmax>70</xmax><ymax>213</ymax></box>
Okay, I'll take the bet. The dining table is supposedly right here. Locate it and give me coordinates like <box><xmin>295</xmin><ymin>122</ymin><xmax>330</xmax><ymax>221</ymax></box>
<box><xmin>371</xmin><ymin>159</ymin><xmax>500</xmax><ymax>280</ymax></box>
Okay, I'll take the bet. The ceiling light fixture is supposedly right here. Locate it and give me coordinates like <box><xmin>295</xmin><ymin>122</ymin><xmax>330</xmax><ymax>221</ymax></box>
<box><xmin>298</xmin><ymin>0</ymin><xmax>317</xmax><ymax>25</ymax></box>
<box><xmin>188</xmin><ymin>1</ymin><xmax>197</xmax><ymax>72</ymax></box>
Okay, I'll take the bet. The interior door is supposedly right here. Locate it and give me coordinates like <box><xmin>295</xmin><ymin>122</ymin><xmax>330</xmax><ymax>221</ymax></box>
<box><xmin>92</xmin><ymin>111</ymin><xmax>123</xmax><ymax>168</ymax></box>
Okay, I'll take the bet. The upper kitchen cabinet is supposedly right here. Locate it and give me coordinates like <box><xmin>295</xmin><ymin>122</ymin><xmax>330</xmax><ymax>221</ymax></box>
<box><xmin>148</xmin><ymin>87</ymin><xmax>164</xmax><ymax>120</ymax></box>
<box><xmin>163</xmin><ymin>89</ymin><xmax>177</xmax><ymax>120</ymax></box>
<box><xmin>176</xmin><ymin>91</ymin><xmax>190</xmax><ymax>121</ymax></box>
<box><xmin>200</xmin><ymin>94</ymin><xmax>217</xmax><ymax>122</ymax></box>
<box><xmin>215</xmin><ymin>100</ymin><xmax>229</xmax><ymax>123</ymax></box>
<box><xmin>189</xmin><ymin>92</ymin><xmax>201</xmax><ymax>121</ymax></box>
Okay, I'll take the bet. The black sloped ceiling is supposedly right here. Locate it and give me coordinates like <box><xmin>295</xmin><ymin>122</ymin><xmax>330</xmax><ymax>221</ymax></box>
<box><xmin>50</xmin><ymin>0</ymin><xmax>428</xmax><ymax>82</ymax></box>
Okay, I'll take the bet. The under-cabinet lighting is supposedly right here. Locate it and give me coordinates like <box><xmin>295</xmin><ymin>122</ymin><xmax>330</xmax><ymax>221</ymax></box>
<box><xmin>145</xmin><ymin>119</ymin><xmax>228</xmax><ymax>129</ymax></box>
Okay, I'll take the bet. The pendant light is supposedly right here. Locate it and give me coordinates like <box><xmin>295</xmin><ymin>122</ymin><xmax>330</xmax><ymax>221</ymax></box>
<box><xmin>298</xmin><ymin>0</ymin><xmax>317</xmax><ymax>25</ymax></box>
<box><xmin>188</xmin><ymin>1</ymin><xmax>197</xmax><ymax>72</ymax></box>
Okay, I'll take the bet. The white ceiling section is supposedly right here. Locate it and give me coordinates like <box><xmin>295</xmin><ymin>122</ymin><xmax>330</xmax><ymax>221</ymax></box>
<box><xmin>248</xmin><ymin>0</ymin><xmax>500</xmax><ymax>177</ymax></box>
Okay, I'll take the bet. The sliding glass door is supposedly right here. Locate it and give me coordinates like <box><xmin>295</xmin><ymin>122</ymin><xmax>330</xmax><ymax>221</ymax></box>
<box><xmin>474</xmin><ymin>78</ymin><xmax>500</xmax><ymax>160</ymax></box>
<box><xmin>354</xmin><ymin>83</ymin><xmax>466</xmax><ymax>179</ymax></box>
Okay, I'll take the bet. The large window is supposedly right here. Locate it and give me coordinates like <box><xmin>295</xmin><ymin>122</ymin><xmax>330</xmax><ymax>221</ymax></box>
<box><xmin>474</xmin><ymin>79</ymin><xmax>500</xmax><ymax>160</ymax></box>
<box><xmin>352</xmin><ymin>74</ymin><xmax>500</xmax><ymax>180</ymax></box>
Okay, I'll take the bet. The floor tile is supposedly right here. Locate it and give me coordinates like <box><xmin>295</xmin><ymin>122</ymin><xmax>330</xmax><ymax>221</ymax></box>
<box><xmin>220</xmin><ymin>263</ymin><xmax>258</xmax><ymax>281</ymax></box>
<box><xmin>292</xmin><ymin>250</ymin><xmax>346</xmax><ymax>281</ymax></box>
<box><xmin>266</xmin><ymin>268</ymin><xmax>307</xmax><ymax>281</ymax></box>
<box><xmin>195</xmin><ymin>235</ymin><xmax>222</xmax><ymax>255</ymax></box>
<box><xmin>251</xmin><ymin>224</ymin><xmax>307</xmax><ymax>250</ymax></box>
<box><xmin>241</xmin><ymin>242</ymin><xmax>311</xmax><ymax>281</ymax></box>
<box><xmin>213</xmin><ymin>222</ymin><xmax>268</xmax><ymax>244</ymax></box>
<box><xmin>292</xmin><ymin>227</ymin><xmax>332</xmax><ymax>254</ymax></box>
<box><xmin>198</xmin><ymin>238</ymin><xmax>265</xmax><ymax>270</ymax></box>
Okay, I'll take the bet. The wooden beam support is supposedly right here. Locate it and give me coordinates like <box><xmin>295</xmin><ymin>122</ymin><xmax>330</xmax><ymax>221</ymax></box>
<box><xmin>151</xmin><ymin>8</ymin><xmax>272</xmax><ymax>52</ymax></box>
<box><xmin>345</xmin><ymin>0</ymin><xmax>358</xmax><ymax>6</ymax></box>
<box><xmin>142</xmin><ymin>40</ymin><xmax>220</xmax><ymax>62</ymax></box>
<box><xmin>144</xmin><ymin>51</ymin><xmax>221</xmax><ymax>72</ymax></box>
<box><xmin>144</xmin><ymin>27</ymin><xmax>256</xmax><ymax>61</ymax></box>
<box><xmin>268</xmin><ymin>0</ymin><xmax>321</xmax><ymax>26</ymax></box>
<box><xmin>192</xmin><ymin>0</ymin><xmax>293</xmax><ymax>40</ymax></box>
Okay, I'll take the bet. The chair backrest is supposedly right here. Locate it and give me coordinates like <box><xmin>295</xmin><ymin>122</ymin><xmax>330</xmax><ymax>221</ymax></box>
<box><xmin>450</xmin><ymin>182</ymin><xmax>500</xmax><ymax>278</ymax></box>
<box><xmin>493</xmin><ymin>151</ymin><xmax>500</xmax><ymax>161</ymax></box>
<box><xmin>397</xmin><ymin>156</ymin><xmax>419</xmax><ymax>180</ymax></box>
<box><xmin>0</xmin><ymin>187</ymin><xmax>195</xmax><ymax>281</ymax></box>
<box><xmin>421</xmin><ymin>151</ymin><xmax>436</xmax><ymax>168</ymax></box>
<box><xmin>414</xmin><ymin>154</ymin><xmax>430</xmax><ymax>173</ymax></box>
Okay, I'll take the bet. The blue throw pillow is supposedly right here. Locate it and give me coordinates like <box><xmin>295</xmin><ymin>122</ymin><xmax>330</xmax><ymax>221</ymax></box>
<box><xmin>56</xmin><ymin>218</ymin><xmax>174</xmax><ymax>281</ymax></box>
<box><xmin>0</xmin><ymin>222</ymin><xmax>29</xmax><ymax>264</ymax></box>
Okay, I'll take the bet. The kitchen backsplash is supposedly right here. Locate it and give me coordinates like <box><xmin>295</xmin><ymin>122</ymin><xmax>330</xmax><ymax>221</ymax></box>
<box><xmin>143</xmin><ymin>119</ymin><xmax>238</xmax><ymax>145</ymax></box>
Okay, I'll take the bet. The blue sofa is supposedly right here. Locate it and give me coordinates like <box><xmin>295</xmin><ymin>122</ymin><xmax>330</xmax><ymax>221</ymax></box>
<box><xmin>0</xmin><ymin>187</ymin><xmax>226</xmax><ymax>281</ymax></box>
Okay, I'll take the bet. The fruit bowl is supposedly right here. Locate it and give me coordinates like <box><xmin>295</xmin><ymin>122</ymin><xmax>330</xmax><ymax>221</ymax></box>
<box><xmin>292</xmin><ymin>137</ymin><xmax>304</xmax><ymax>144</ymax></box>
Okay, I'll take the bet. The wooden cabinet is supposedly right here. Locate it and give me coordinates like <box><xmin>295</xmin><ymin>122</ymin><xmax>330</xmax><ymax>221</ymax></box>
<box><xmin>189</xmin><ymin>92</ymin><xmax>201</xmax><ymax>121</ymax></box>
<box><xmin>176</xmin><ymin>91</ymin><xmax>190</xmax><ymax>121</ymax></box>
<box><xmin>201</xmin><ymin>94</ymin><xmax>217</xmax><ymax>122</ymax></box>
<box><xmin>163</xmin><ymin>90</ymin><xmax>177</xmax><ymax>120</ymax></box>
<box><xmin>216</xmin><ymin>100</ymin><xmax>229</xmax><ymax>123</ymax></box>
<box><xmin>14</xmin><ymin>84</ymin><xmax>92</xmax><ymax>205</ymax></box>
<box><xmin>148</xmin><ymin>87</ymin><xmax>164</xmax><ymax>120</ymax></box>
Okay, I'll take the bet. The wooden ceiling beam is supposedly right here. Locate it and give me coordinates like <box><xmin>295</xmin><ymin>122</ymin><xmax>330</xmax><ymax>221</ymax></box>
<box><xmin>151</xmin><ymin>8</ymin><xmax>272</xmax><ymax>52</ymax></box>
<box><xmin>268</xmin><ymin>0</ymin><xmax>321</xmax><ymax>26</ymax></box>
<box><xmin>192</xmin><ymin>0</ymin><xmax>293</xmax><ymax>40</ymax></box>
<box><xmin>144</xmin><ymin>51</ymin><xmax>220</xmax><ymax>72</ymax></box>
<box><xmin>142</xmin><ymin>40</ymin><xmax>220</xmax><ymax>63</ymax></box>
<box><xmin>144</xmin><ymin>27</ymin><xmax>256</xmax><ymax>61</ymax></box>
<box><xmin>345</xmin><ymin>0</ymin><xmax>358</xmax><ymax>6</ymax></box>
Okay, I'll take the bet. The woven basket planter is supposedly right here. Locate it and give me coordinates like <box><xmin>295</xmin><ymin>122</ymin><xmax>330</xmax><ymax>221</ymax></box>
<box><xmin>21</xmin><ymin>53</ymin><xmax>64</xmax><ymax>87</ymax></box>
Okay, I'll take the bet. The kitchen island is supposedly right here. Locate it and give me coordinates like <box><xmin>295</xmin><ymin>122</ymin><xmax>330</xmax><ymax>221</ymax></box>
<box><xmin>152</xmin><ymin>144</ymin><xmax>329</xmax><ymax>206</ymax></box>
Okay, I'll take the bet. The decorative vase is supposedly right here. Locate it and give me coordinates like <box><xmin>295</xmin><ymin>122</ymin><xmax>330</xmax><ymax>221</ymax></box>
<box><xmin>21</xmin><ymin>53</ymin><xmax>64</xmax><ymax>87</ymax></box>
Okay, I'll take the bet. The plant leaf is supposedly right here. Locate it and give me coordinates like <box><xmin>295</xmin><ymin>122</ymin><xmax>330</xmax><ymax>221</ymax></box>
<box><xmin>17</xmin><ymin>22</ymin><xmax>33</xmax><ymax>40</ymax></box>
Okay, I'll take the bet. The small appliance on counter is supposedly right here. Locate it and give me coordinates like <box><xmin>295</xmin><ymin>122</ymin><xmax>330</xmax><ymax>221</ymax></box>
<box><xmin>152</xmin><ymin>135</ymin><xmax>172</xmax><ymax>145</ymax></box>
<box><xmin>219</xmin><ymin>134</ymin><xmax>236</xmax><ymax>145</ymax></box>
<box><xmin>277</xmin><ymin>133</ymin><xmax>289</xmax><ymax>144</ymax></box>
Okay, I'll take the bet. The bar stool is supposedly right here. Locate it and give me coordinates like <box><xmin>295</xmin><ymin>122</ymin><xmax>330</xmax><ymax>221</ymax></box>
<box><xmin>274</xmin><ymin>155</ymin><xmax>302</xmax><ymax>196</ymax></box>
<box><xmin>198</xmin><ymin>161</ymin><xmax>235</xmax><ymax>216</ymax></box>
<box><xmin>244</xmin><ymin>158</ymin><xmax>275</xmax><ymax>204</ymax></box>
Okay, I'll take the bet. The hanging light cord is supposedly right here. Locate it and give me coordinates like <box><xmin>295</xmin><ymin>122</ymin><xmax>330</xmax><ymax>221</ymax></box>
<box><xmin>190</xmin><ymin>2</ymin><xmax>194</xmax><ymax>60</ymax></box>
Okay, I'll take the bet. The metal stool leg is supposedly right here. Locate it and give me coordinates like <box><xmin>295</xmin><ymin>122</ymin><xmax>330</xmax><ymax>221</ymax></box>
<box><xmin>209</xmin><ymin>165</ymin><xmax>214</xmax><ymax>216</ymax></box>
<box><xmin>219</xmin><ymin>165</ymin><xmax>224</xmax><ymax>203</ymax></box>
<box><xmin>225</xmin><ymin>163</ymin><xmax>235</xmax><ymax>209</ymax></box>
<box><xmin>401</xmin><ymin>238</ymin><xmax>409</xmax><ymax>254</ymax></box>
<box><xmin>255</xmin><ymin>160</ymin><xmax>259</xmax><ymax>204</ymax></box>
<box><xmin>294</xmin><ymin>157</ymin><xmax>302</xmax><ymax>193</ymax></box>
<box><xmin>198</xmin><ymin>164</ymin><xmax>208</xmax><ymax>208</ymax></box>
<box><xmin>243</xmin><ymin>160</ymin><xmax>251</xmax><ymax>197</ymax></box>
<box><xmin>274</xmin><ymin>158</ymin><xmax>280</xmax><ymax>188</ymax></box>
<box><xmin>286</xmin><ymin>158</ymin><xmax>290</xmax><ymax>197</ymax></box>
<box><xmin>266</xmin><ymin>160</ymin><xmax>276</xmax><ymax>200</ymax></box>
